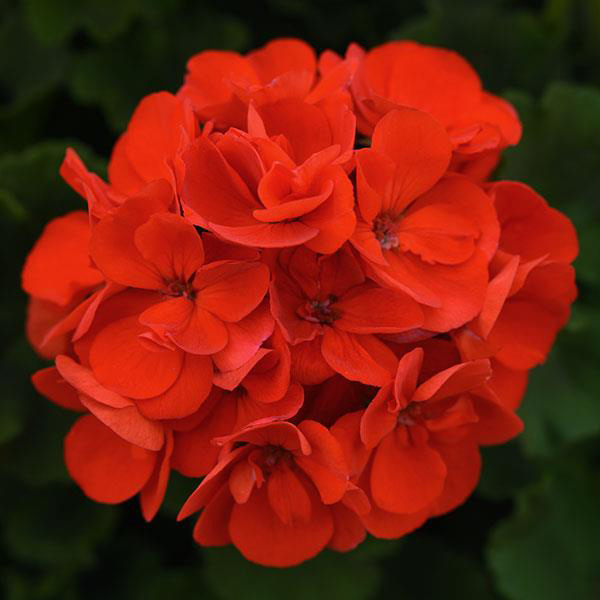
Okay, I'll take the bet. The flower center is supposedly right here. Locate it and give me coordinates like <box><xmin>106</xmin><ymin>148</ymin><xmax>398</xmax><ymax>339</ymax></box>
<box><xmin>397</xmin><ymin>402</ymin><xmax>423</xmax><ymax>426</ymax></box>
<box><xmin>262</xmin><ymin>445</ymin><xmax>292</xmax><ymax>473</ymax></box>
<box><xmin>373</xmin><ymin>214</ymin><xmax>399</xmax><ymax>250</ymax></box>
<box><xmin>163</xmin><ymin>274</ymin><xmax>196</xmax><ymax>300</ymax></box>
<box><xmin>297</xmin><ymin>295</ymin><xmax>339</xmax><ymax>325</ymax></box>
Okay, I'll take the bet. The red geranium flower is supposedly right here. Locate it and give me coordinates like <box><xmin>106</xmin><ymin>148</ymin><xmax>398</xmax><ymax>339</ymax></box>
<box><xmin>270</xmin><ymin>245</ymin><xmax>423</xmax><ymax>386</ymax></box>
<box><xmin>181</xmin><ymin>106</ymin><xmax>356</xmax><ymax>252</ymax></box>
<box><xmin>178</xmin><ymin>420</ymin><xmax>361</xmax><ymax>566</ymax></box>
<box><xmin>332</xmin><ymin>347</ymin><xmax>522</xmax><ymax>538</ymax></box>
<box><xmin>179</xmin><ymin>38</ymin><xmax>356</xmax><ymax>133</ymax></box>
<box><xmin>345</xmin><ymin>40</ymin><xmax>521</xmax><ymax>178</ymax></box>
<box><xmin>351</xmin><ymin>108</ymin><xmax>499</xmax><ymax>331</ymax></box>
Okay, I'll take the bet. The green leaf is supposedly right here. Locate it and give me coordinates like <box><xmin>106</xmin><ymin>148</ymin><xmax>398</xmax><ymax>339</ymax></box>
<box><xmin>518</xmin><ymin>325</ymin><xmax>600</xmax><ymax>458</ymax></box>
<box><xmin>1</xmin><ymin>481</ymin><xmax>117</xmax><ymax>569</ymax></box>
<box><xmin>203</xmin><ymin>545</ymin><xmax>381</xmax><ymax>600</ymax></box>
<box><xmin>0</xmin><ymin>338</ymin><xmax>43</xmax><ymax>445</ymax></box>
<box><xmin>22</xmin><ymin>0</ymin><xmax>182</xmax><ymax>45</ymax></box>
<box><xmin>487</xmin><ymin>460</ymin><xmax>600</xmax><ymax>600</ymax></box>
<box><xmin>380</xmin><ymin>535</ymin><xmax>500</xmax><ymax>600</ymax></box>
<box><xmin>68</xmin><ymin>7</ymin><xmax>249</xmax><ymax>131</ymax></box>
<box><xmin>0</xmin><ymin>8</ymin><xmax>67</xmax><ymax>108</ymax></box>
<box><xmin>477</xmin><ymin>441</ymin><xmax>539</xmax><ymax>500</ymax></box>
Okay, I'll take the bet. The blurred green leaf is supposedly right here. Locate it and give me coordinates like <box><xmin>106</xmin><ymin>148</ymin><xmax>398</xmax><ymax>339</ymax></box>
<box><xmin>204</xmin><ymin>545</ymin><xmax>381</xmax><ymax>600</ymax></box>
<box><xmin>380</xmin><ymin>535</ymin><xmax>500</xmax><ymax>600</ymax></box>
<box><xmin>487</xmin><ymin>460</ymin><xmax>600</xmax><ymax>600</ymax></box>
<box><xmin>1</xmin><ymin>481</ymin><xmax>117</xmax><ymax>569</ymax></box>
<box><xmin>478</xmin><ymin>441</ymin><xmax>540</xmax><ymax>500</ymax></box>
<box><xmin>1</xmin><ymin>397</ymin><xmax>76</xmax><ymax>486</ymax></box>
<box><xmin>69</xmin><ymin>7</ymin><xmax>249</xmax><ymax>131</ymax></box>
<box><xmin>0</xmin><ymin>338</ymin><xmax>42</xmax><ymax>445</ymax></box>
<box><xmin>160</xmin><ymin>471</ymin><xmax>200</xmax><ymax>519</ymax></box>
<box><xmin>0</xmin><ymin>8</ymin><xmax>67</xmax><ymax>108</ymax></box>
<box><xmin>518</xmin><ymin>321</ymin><xmax>600</xmax><ymax>458</ymax></box>
<box><xmin>23</xmin><ymin>0</ymin><xmax>181</xmax><ymax>45</ymax></box>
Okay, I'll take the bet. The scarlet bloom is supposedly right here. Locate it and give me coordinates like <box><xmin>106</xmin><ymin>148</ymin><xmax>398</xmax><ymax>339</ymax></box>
<box><xmin>21</xmin><ymin>210</ymin><xmax>104</xmax><ymax>358</ymax></box>
<box><xmin>65</xmin><ymin>414</ymin><xmax>172</xmax><ymax>521</ymax></box>
<box><xmin>90</xmin><ymin>183</ymin><xmax>270</xmax><ymax>356</ymax></box>
<box><xmin>270</xmin><ymin>245</ymin><xmax>423</xmax><ymax>386</ymax></box>
<box><xmin>108</xmin><ymin>92</ymin><xmax>198</xmax><ymax>196</ymax></box>
<box><xmin>182</xmin><ymin>106</ymin><xmax>356</xmax><ymax>252</ymax></box>
<box><xmin>347</xmin><ymin>41</ymin><xmax>521</xmax><ymax>177</ymax></box>
<box><xmin>170</xmin><ymin>328</ymin><xmax>304</xmax><ymax>477</ymax></box>
<box><xmin>179</xmin><ymin>38</ymin><xmax>355</xmax><ymax>133</ymax></box>
<box><xmin>455</xmin><ymin>181</ymin><xmax>578</xmax><ymax>408</ymax></box>
<box><xmin>332</xmin><ymin>347</ymin><xmax>522</xmax><ymax>539</ymax></box>
<box><xmin>178</xmin><ymin>420</ymin><xmax>365</xmax><ymax>566</ymax></box>
<box><xmin>351</xmin><ymin>108</ymin><xmax>499</xmax><ymax>331</ymax></box>
<box><xmin>20</xmin><ymin>36</ymin><xmax>578</xmax><ymax>567</ymax></box>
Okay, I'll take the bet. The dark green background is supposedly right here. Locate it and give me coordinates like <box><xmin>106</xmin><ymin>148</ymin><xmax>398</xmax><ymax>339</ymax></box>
<box><xmin>1</xmin><ymin>0</ymin><xmax>599</xmax><ymax>598</ymax></box>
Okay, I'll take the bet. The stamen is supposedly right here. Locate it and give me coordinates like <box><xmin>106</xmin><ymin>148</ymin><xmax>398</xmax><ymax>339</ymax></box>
<box><xmin>163</xmin><ymin>274</ymin><xmax>196</xmax><ymax>300</ymax></box>
<box><xmin>373</xmin><ymin>214</ymin><xmax>399</xmax><ymax>250</ymax></box>
<box><xmin>297</xmin><ymin>295</ymin><xmax>339</xmax><ymax>324</ymax></box>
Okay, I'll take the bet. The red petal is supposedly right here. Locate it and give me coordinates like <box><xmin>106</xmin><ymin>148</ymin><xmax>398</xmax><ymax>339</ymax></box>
<box><xmin>65</xmin><ymin>415</ymin><xmax>156</xmax><ymax>503</ymax></box>
<box><xmin>193</xmin><ymin>484</ymin><xmax>234</xmax><ymax>546</ymax></box>
<box><xmin>493</xmin><ymin>181</ymin><xmax>578</xmax><ymax>264</ymax></box>
<box><xmin>360</xmin><ymin>500</ymin><xmax>428</xmax><ymax>540</ymax></box>
<box><xmin>471</xmin><ymin>390</ymin><xmax>523</xmax><ymax>445</ymax></box>
<box><xmin>258</xmin><ymin>99</ymin><xmax>330</xmax><ymax>164</ymax></box>
<box><xmin>55</xmin><ymin>355</ymin><xmax>131</xmax><ymax>408</ymax></box>
<box><xmin>335</xmin><ymin>285</ymin><xmax>423</xmax><ymax>333</ymax></box>
<box><xmin>213</xmin><ymin>301</ymin><xmax>275</xmax><ymax>372</ymax></box>
<box><xmin>137</xmin><ymin>353</ymin><xmax>213</xmax><ymax>420</ymax></box>
<box><xmin>328</xmin><ymin>503</ymin><xmax>366</xmax><ymax>552</ymax></box>
<box><xmin>321</xmin><ymin>329</ymin><xmax>397</xmax><ymax>386</ymax></box>
<box><xmin>370</xmin><ymin>108</ymin><xmax>452</xmax><ymax>212</ymax></box>
<box><xmin>360</xmin><ymin>383</ymin><xmax>397</xmax><ymax>449</ymax></box>
<box><xmin>178</xmin><ymin>446</ymin><xmax>248</xmax><ymax>520</ymax></box>
<box><xmin>134</xmin><ymin>213</ymin><xmax>204</xmax><ymax>282</ymax></box>
<box><xmin>181</xmin><ymin>137</ymin><xmax>258</xmax><ymax>227</ymax></box>
<box><xmin>290</xmin><ymin>338</ymin><xmax>335</xmax><ymax>385</ymax></box>
<box><xmin>90</xmin><ymin>181</ymin><xmax>174</xmax><ymax>288</ymax></box>
<box><xmin>79</xmin><ymin>395</ymin><xmax>165</xmax><ymax>451</ymax></box>
<box><xmin>60</xmin><ymin>148</ymin><xmax>122</xmax><ymax>219</ymax></box>
<box><xmin>428</xmin><ymin>439</ymin><xmax>481</xmax><ymax>516</ymax></box>
<box><xmin>89</xmin><ymin>315</ymin><xmax>184</xmax><ymax>399</ymax></box>
<box><xmin>140</xmin><ymin>431</ymin><xmax>174</xmax><ymax>521</ymax></box>
<box><xmin>209</xmin><ymin>220</ymin><xmax>318</xmax><ymax>248</ymax></box>
<box><xmin>140</xmin><ymin>299</ymin><xmax>228</xmax><ymax>355</ymax></box>
<box><xmin>301</xmin><ymin>167</ymin><xmax>356</xmax><ymax>254</ymax></box>
<box><xmin>22</xmin><ymin>211</ymin><xmax>102</xmax><ymax>306</ymax></box>
<box><xmin>181</xmin><ymin>50</ymin><xmax>256</xmax><ymax>125</ymax></box>
<box><xmin>31</xmin><ymin>367</ymin><xmax>84</xmax><ymax>412</ymax></box>
<box><xmin>413</xmin><ymin>359</ymin><xmax>491</xmax><ymax>403</ymax></box>
<box><xmin>267</xmin><ymin>461</ymin><xmax>312</xmax><ymax>524</ymax></box>
<box><xmin>171</xmin><ymin>391</ymin><xmax>237</xmax><ymax>477</ymax></box>
<box><xmin>108</xmin><ymin>92</ymin><xmax>196</xmax><ymax>194</ymax></box>
<box><xmin>229</xmin><ymin>480</ymin><xmax>333</xmax><ymax>567</ymax></box>
<box><xmin>295</xmin><ymin>420</ymin><xmax>349</xmax><ymax>504</ymax></box>
<box><xmin>196</xmin><ymin>261</ymin><xmax>269</xmax><ymax>322</ymax></box>
<box><xmin>247</xmin><ymin>38</ymin><xmax>316</xmax><ymax>86</ymax></box>
<box><xmin>371</xmin><ymin>428</ymin><xmax>447</xmax><ymax>513</ymax></box>
<box><xmin>361</xmin><ymin>41</ymin><xmax>481</xmax><ymax>127</ymax></box>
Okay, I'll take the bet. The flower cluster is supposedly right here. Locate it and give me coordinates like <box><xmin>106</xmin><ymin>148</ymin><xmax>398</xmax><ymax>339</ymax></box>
<box><xmin>22</xmin><ymin>39</ymin><xmax>577</xmax><ymax>567</ymax></box>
